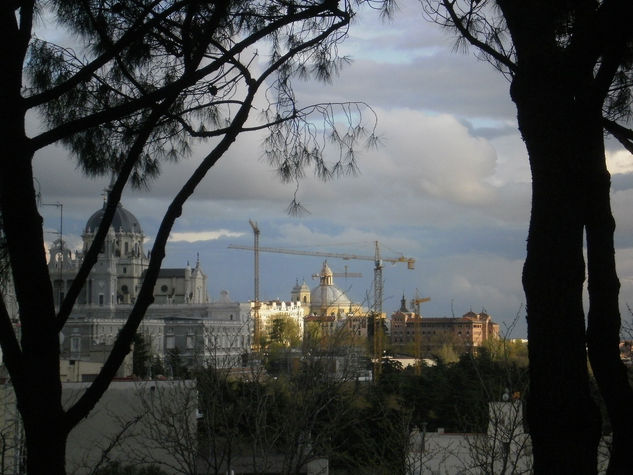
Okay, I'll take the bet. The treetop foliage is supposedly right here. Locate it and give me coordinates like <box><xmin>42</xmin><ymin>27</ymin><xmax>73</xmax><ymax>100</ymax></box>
<box><xmin>26</xmin><ymin>0</ymin><xmax>380</xmax><ymax>191</ymax></box>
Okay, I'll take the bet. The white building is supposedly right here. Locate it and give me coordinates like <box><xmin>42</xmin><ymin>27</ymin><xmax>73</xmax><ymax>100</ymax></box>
<box><xmin>256</xmin><ymin>299</ymin><xmax>305</xmax><ymax>337</ymax></box>
<box><xmin>407</xmin><ymin>397</ymin><xmax>533</xmax><ymax>475</ymax></box>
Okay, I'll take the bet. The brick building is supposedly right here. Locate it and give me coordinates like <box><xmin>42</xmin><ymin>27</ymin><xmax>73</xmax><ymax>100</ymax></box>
<box><xmin>390</xmin><ymin>296</ymin><xmax>499</xmax><ymax>355</ymax></box>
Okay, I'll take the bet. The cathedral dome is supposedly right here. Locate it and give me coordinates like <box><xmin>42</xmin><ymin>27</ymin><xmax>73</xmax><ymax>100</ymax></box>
<box><xmin>310</xmin><ymin>285</ymin><xmax>352</xmax><ymax>308</ymax></box>
<box><xmin>84</xmin><ymin>203</ymin><xmax>143</xmax><ymax>234</ymax></box>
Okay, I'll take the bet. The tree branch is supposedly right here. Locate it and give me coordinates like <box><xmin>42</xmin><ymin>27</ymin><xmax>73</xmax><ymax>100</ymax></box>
<box><xmin>603</xmin><ymin>117</ymin><xmax>633</xmax><ymax>155</ymax></box>
<box><xmin>440</xmin><ymin>0</ymin><xmax>516</xmax><ymax>73</ymax></box>
<box><xmin>64</xmin><ymin>80</ymin><xmax>259</xmax><ymax>429</ymax></box>
<box><xmin>28</xmin><ymin>2</ymin><xmax>340</xmax><ymax>152</ymax></box>
<box><xmin>592</xmin><ymin>0</ymin><xmax>633</xmax><ymax>102</ymax></box>
<box><xmin>55</xmin><ymin>100</ymin><xmax>175</xmax><ymax>330</ymax></box>
<box><xmin>24</xmin><ymin>0</ymin><xmax>186</xmax><ymax>110</ymax></box>
<box><xmin>0</xmin><ymin>296</ymin><xmax>23</xmax><ymax>389</ymax></box>
<box><xmin>16</xmin><ymin>0</ymin><xmax>34</xmax><ymax>63</ymax></box>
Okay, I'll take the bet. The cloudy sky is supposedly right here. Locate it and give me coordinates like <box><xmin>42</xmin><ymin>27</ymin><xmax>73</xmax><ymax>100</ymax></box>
<box><xmin>33</xmin><ymin>2</ymin><xmax>633</xmax><ymax>338</ymax></box>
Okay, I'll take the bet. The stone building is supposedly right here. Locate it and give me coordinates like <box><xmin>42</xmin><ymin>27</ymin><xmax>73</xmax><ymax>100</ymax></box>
<box><xmin>53</xmin><ymin>195</ymin><xmax>251</xmax><ymax>371</ymax></box>
<box><xmin>48</xmin><ymin>197</ymin><xmax>208</xmax><ymax>307</ymax></box>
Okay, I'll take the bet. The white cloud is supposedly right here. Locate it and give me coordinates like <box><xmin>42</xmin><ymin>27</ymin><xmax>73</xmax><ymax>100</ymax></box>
<box><xmin>376</xmin><ymin>109</ymin><xmax>498</xmax><ymax>206</ymax></box>
<box><xmin>607</xmin><ymin>149</ymin><xmax>633</xmax><ymax>175</ymax></box>
<box><xmin>169</xmin><ymin>230</ymin><xmax>245</xmax><ymax>243</ymax></box>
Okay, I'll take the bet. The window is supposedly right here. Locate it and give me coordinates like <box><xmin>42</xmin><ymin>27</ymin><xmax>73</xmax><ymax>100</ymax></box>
<box><xmin>186</xmin><ymin>334</ymin><xmax>194</xmax><ymax>349</ymax></box>
<box><xmin>161</xmin><ymin>285</ymin><xmax>169</xmax><ymax>293</ymax></box>
<box><xmin>70</xmin><ymin>335</ymin><xmax>81</xmax><ymax>353</ymax></box>
<box><xmin>98</xmin><ymin>294</ymin><xmax>104</xmax><ymax>306</ymax></box>
<box><xmin>166</xmin><ymin>334</ymin><xmax>175</xmax><ymax>349</ymax></box>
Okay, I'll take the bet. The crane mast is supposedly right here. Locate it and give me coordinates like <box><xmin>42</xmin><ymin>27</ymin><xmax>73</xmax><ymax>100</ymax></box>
<box><xmin>249</xmin><ymin>219</ymin><xmax>260</xmax><ymax>352</ymax></box>
<box><xmin>374</xmin><ymin>241</ymin><xmax>383</xmax><ymax>316</ymax></box>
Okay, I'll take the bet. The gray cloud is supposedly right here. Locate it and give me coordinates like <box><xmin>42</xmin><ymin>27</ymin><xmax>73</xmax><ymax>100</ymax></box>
<box><xmin>30</xmin><ymin>3</ymin><xmax>633</xmax><ymax>339</ymax></box>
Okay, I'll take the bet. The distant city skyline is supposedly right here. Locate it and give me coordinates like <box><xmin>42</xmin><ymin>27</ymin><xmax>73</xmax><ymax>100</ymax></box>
<box><xmin>33</xmin><ymin>2</ymin><xmax>633</xmax><ymax>338</ymax></box>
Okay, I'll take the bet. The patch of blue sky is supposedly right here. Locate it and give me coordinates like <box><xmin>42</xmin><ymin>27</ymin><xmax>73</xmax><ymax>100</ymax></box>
<box><xmin>467</xmin><ymin>117</ymin><xmax>513</xmax><ymax>129</ymax></box>
<box><xmin>342</xmin><ymin>40</ymin><xmax>444</xmax><ymax>64</ymax></box>
<box><xmin>359</xmin><ymin>47</ymin><xmax>443</xmax><ymax>64</ymax></box>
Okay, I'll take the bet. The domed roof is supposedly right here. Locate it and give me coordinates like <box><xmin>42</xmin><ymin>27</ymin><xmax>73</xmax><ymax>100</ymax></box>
<box><xmin>84</xmin><ymin>203</ymin><xmax>143</xmax><ymax>234</ymax></box>
<box><xmin>310</xmin><ymin>284</ymin><xmax>352</xmax><ymax>308</ymax></box>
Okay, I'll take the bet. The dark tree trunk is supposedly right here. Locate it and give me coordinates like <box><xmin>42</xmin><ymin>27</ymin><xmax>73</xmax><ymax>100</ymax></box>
<box><xmin>1</xmin><ymin>7</ymin><xmax>67</xmax><ymax>472</ymax></box>
<box><xmin>21</xmin><ymin>400</ymin><xmax>67</xmax><ymax>474</ymax></box>
<box><xmin>444</xmin><ymin>0</ymin><xmax>633</xmax><ymax>471</ymax></box>
<box><xmin>512</xmin><ymin>73</ymin><xmax>602</xmax><ymax>472</ymax></box>
<box><xmin>584</xmin><ymin>129</ymin><xmax>633</xmax><ymax>474</ymax></box>
<box><xmin>0</xmin><ymin>118</ymin><xmax>67</xmax><ymax>474</ymax></box>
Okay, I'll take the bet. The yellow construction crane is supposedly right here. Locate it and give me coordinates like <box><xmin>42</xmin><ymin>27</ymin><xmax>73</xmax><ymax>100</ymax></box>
<box><xmin>411</xmin><ymin>296</ymin><xmax>430</xmax><ymax>317</ymax></box>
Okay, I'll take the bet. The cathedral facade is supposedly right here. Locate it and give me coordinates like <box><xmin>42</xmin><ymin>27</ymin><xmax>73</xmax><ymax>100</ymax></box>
<box><xmin>53</xmin><ymin>198</ymin><xmax>251</xmax><ymax>376</ymax></box>
<box><xmin>48</xmin><ymin>200</ymin><xmax>208</xmax><ymax>307</ymax></box>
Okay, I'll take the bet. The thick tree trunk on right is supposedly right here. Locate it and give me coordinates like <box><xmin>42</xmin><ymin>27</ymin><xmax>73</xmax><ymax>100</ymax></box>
<box><xmin>513</xmin><ymin>75</ymin><xmax>602</xmax><ymax>472</ymax></box>
<box><xmin>584</xmin><ymin>146</ymin><xmax>633</xmax><ymax>474</ymax></box>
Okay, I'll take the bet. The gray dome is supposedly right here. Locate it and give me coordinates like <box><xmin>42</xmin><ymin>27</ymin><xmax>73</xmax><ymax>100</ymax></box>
<box><xmin>85</xmin><ymin>203</ymin><xmax>143</xmax><ymax>234</ymax></box>
<box><xmin>310</xmin><ymin>284</ymin><xmax>351</xmax><ymax>308</ymax></box>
